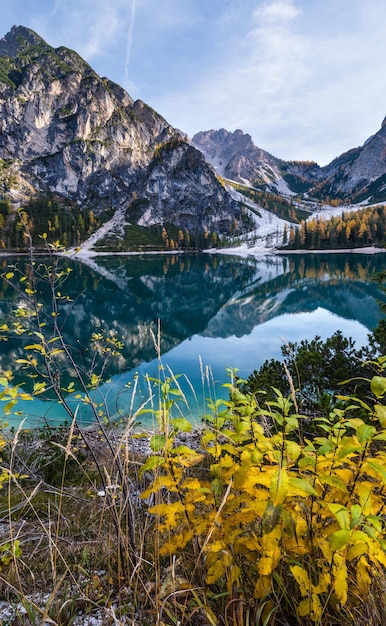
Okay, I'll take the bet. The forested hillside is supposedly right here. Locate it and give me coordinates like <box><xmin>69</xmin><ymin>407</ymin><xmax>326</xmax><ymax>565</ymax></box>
<box><xmin>285</xmin><ymin>204</ymin><xmax>386</xmax><ymax>249</ymax></box>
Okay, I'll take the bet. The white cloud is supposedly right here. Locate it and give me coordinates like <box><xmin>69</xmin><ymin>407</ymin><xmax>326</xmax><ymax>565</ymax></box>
<box><xmin>30</xmin><ymin>0</ymin><xmax>130</xmax><ymax>60</ymax></box>
<box><xmin>152</xmin><ymin>0</ymin><xmax>311</xmax><ymax>157</ymax></box>
<box><xmin>2</xmin><ymin>0</ymin><xmax>386</xmax><ymax>165</ymax></box>
<box><xmin>149</xmin><ymin>0</ymin><xmax>386</xmax><ymax>164</ymax></box>
<box><xmin>253</xmin><ymin>0</ymin><xmax>301</xmax><ymax>22</ymax></box>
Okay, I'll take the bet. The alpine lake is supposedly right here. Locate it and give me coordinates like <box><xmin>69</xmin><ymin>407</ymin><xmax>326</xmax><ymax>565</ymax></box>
<box><xmin>1</xmin><ymin>250</ymin><xmax>386</xmax><ymax>429</ymax></box>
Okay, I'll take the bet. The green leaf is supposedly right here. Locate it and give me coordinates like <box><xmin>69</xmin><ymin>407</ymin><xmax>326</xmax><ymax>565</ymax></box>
<box><xmin>327</xmin><ymin>503</ymin><xmax>350</xmax><ymax>530</ymax></box>
<box><xmin>298</xmin><ymin>455</ymin><xmax>316</xmax><ymax>469</ymax></box>
<box><xmin>172</xmin><ymin>445</ymin><xmax>196</xmax><ymax>455</ymax></box>
<box><xmin>172</xmin><ymin>417</ymin><xmax>192</xmax><ymax>432</ymax></box>
<box><xmin>350</xmin><ymin>504</ymin><xmax>363</xmax><ymax>529</ymax></box>
<box><xmin>140</xmin><ymin>455</ymin><xmax>165</xmax><ymax>473</ymax></box>
<box><xmin>337</xmin><ymin>443</ymin><xmax>362</xmax><ymax>460</ymax></box>
<box><xmin>168</xmin><ymin>388</ymin><xmax>182</xmax><ymax>396</ymax></box>
<box><xmin>330</xmin><ymin>529</ymin><xmax>350</xmax><ymax>551</ymax></box>
<box><xmin>356</xmin><ymin>423</ymin><xmax>376</xmax><ymax>444</ymax></box>
<box><xmin>288</xmin><ymin>477</ymin><xmax>318</xmax><ymax>496</ymax></box>
<box><xmin>150</xmin><ymin>434</ymin><xmax>167</xmax><ymax>452</ymax></box>
<box><xmin>284</xmin><ymin>416</ymin><xmax>299</xmax><ymax>432</ymax></box>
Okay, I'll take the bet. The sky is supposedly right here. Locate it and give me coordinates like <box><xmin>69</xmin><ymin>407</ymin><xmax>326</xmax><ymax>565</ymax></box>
<box><xmin>1</xmin><ymin>0</ymin><xmax>386</xmax><ymax>165</ymax></box>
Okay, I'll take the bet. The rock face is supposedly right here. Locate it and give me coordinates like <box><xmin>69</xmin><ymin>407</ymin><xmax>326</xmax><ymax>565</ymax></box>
<box><xmin>192</xmin><ymin>128</ymin><xmax>325</xmax><ymax>195</ymax></box>
<box><xmin>192</xmin><ymin>129</ymin><xmax>284</xmax><ymax>187</ymax></box>
<box><xmin>193</xmin><ymin>124</ymin><xmax>386</xmax><ymax>203</ymax></box>
<box><xmin>318</xmin><ymin>119</ymin><xmax>386</xmax><ymax>201</ymax></box>
<box><xmin>0</xmin><ymin>26</ymin><xmax>244</xmax><ymax>235</ymax></box>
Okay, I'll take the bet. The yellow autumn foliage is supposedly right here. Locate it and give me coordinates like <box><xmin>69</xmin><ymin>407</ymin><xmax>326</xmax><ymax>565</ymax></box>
<box><xmin>141</xmin><ymin>370</ymin><xmax>386</xmax><ymax>624</ymax></box>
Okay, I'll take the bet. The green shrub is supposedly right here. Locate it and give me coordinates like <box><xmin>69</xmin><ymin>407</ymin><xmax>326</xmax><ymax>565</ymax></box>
<box><xmin>242</xmin><ymin>331</ymin><xmax>369</xmax><ymax>412</ymax></box>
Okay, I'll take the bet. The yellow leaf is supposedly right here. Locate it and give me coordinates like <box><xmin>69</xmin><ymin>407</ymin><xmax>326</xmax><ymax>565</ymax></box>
<box><xmin>333</xmin><ymin>553</ymin><xmax>348</xmax><ymax>606</ymax></box>
<box><xmin>181</xmin><ymin>477</ymin><xmax>202</xmax><ymax>490</ymax></box>
<box><xmin>347</xmin><ymin>543</ymin><xmax>368</xmax><ymax>561</ymax></box>
<box><xmin>253</xmin><ymin>575</ymin><xmax>271</xmax><ymax>599</ymax></box>
<box><xmin>285</xmin><ymin>440</ymin><xmax>301</xmax><ymax>461</ymax></box>
<box><xmin>148</xmin><ymin>501</ymin><xmax>185</xmax><ymax>528</ymax></box>
<box><xmin>374</xmin><ymin>403</ymin><xmax>386</xmax><ymax>427</ymax></box>
<box><xmin>290</xmin><ymin>565</ymin><xmax>312</xmax><ymax>597</ymax></box>
<box><xmin>298</xmin><ymin>595</ymin><xmax>323</xmax><ymax>622</ymax></box>
<box><xmin>142</xmin><ymin>475</ymin><xmax>177</xmax><ymax>497</ymax></box>
<box><xmin>282</xmin><ymin>535</ymin><xmax>308</xmax><ymax>555</ymax></box>
<box><xmin>310</xmin><ymin>594</ymin><xmax>323</xmax><ymax>622</ymax></box>
<box><xmin>236</xmin><ymin>466</ymin><xmax>272</xmax><ymax>492</ymax></box>
<box><xmin>319</xmin><ymin>474</ymin><xmax>348</xmax><ymax>494</ymax></box>
<box><xmin>255</xmin><ymin>468</ymin><xmax>275</xmax><ymax>488</ymax></box>
<box><xmin>368</xmin><ymin>541</ymin><xmax>386</xmax><ymax>568</ymax></box>
<box><xmin>159</xmin><ymin>530</ymin><xmax>193</xmax><ymax>556</ymax></box>
<box><xmin>261</xmin><ymin>526</ymin><xmax>281</xmax><ymax>551</ymax></box>
<box><xmin>90</xmin><ymin>373</ymin><xmax>99</xmax><ymax>386</ymax></box>
<box><xmin>370</xmin><ymin>376</ymin><xmax>386</xmax><ymax>398</ymax></box>
<box><xmin>24</xmin><ymin>343</ymin><xmax>44</xmax><ymax>352</ymax></box>
<box><xmin>356</xmin><ymin>482</ymin><xmax>376</xmax><ymax>516</ymax></box>
<box><xmin>218</xmin><ymin>453</ymin><xmax>234</xmax><ymax>468</ymax></box>
<box><xmin>206</xmin><ymin>555</ymin><xmax>226</xmax><ymax>584</ymax></box>
<box><xmin>298</xmin><ymin>597</ymin><xmax>311</xmax><ymax>617</ymax></box>
<box><xmin>206</xmin><ymin>539</ymin><xmax>226</xmax><ymax>554</ymax></box>
<box><xmin>270</xmin><ymin>467</ymin><xmax>289</xmax><ymax>506</ymax></box>
<box><xmin>335</xmin><ymin>468</ymin><xmax>354</xmax><ymax>483</ymax></box>
<box><xmin>365</xmin><ymin>460</ymin><xmax>386</xmax><ymax>485</ymax></box>
<box><xmin>257</xmin><ymin>550</ymin><xmax>281</xmax><ymax>576</ymax></box>
<box><xmin>313</xmin><ymin>571</ymin><xmax>331</xmax><ymax>595</ymax></box>
<box><xmin>243</xmin><ymin>499</ymin><xmax>269</xmax><ymax>516</ymax></box>
<box><xmin>356</xmin><ymin>556</ymin><xmax>371</xmax><ymax>595</ymax></box>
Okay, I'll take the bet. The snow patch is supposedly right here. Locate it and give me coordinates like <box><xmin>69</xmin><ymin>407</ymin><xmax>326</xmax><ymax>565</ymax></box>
<box><xmin>68</xmin><ymin>205</ymin><xmax>128</xmax><ymax>254</ymax></box>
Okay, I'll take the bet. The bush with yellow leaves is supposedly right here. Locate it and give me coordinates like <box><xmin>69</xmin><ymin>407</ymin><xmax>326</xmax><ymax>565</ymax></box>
<box><xmin>141</xmin><ymin>367</ymin><xmax>386</xmax><ymax>625</ymax></box>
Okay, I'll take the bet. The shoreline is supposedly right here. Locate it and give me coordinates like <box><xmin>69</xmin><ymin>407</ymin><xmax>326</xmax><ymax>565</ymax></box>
<box><xmin>1</xmin><ymin>245</ymin><xmax>385</xmax><ymax>260</ymax></box>
<box><xmin>210</xmin><ymin>244</ymin><xmax>386</xmax><ymax>258</ymax></box>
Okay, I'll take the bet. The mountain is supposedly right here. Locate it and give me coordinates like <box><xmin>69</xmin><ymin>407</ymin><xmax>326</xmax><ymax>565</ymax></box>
<box><xmin>315</xmin><ymin>118</ymin><xmax>386</xmax><ymax>202</ymax></box>
<box><xmin>0</xmin><ymin>26</ymin><xmax>247</xmax><ymax>246</ymax></box>
<box><xmin>192</xmin><ymin>129</ymin><xmax>325</xmax><ymax>196</ymax></box>
<box><xmin>192</xmin><ymin>123</ymin><xmax>386</xmax><ymax>204</ymax></box>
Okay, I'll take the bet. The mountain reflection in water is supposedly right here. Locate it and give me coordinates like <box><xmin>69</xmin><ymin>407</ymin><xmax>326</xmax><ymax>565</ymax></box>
<box><xmin>0</xmin><ymin>251</ymin><xmax>385</xmax><ymax>427</ymax></box>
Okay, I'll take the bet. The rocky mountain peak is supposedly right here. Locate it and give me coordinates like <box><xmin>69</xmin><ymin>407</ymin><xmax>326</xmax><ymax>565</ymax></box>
<box><xmin>0</xmin><ymin>25</ymin><xmax>47</xmax><ymax>57</ymax></box>
<box><xmin>192</xmin><ymin>128</ymin><xmax>285</xmax><ymax>189</ymax></box>
<box><xmin>0</xmin><ymin>25</ymin><xmax>246</xmax><ymax>243</ymax></box>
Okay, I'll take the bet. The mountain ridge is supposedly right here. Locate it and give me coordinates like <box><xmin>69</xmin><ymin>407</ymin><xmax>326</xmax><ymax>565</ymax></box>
<box><xmin>1</xmin><ymin>25</ymin><xmax>386</xmax><ymax>253</ymax></box>
<box><xmin>0</xmin><ymin>25</ymin><xmax>248</xmax><ymax>248</ymax></box>
<box><xmin>192</xmin><ymin>124</ymin><xmax>386</xmax><ymax>204</ymax></box>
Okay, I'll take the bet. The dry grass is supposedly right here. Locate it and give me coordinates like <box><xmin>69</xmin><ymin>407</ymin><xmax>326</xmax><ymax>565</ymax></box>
<box><xmin>1</xmin><ymin>416</ymin><xmax>386</xmax><ymax>626</ymax></box>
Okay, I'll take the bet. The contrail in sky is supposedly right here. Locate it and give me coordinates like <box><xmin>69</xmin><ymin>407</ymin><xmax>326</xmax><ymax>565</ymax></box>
<box><xmin>124</xmin><ymin>0</ymin><xmax>136</xmax><ymax>89</ymax></box>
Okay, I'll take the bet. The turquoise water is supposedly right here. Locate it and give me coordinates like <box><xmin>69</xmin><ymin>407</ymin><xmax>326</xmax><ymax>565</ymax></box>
<box><xmin>1</xmin><ymin>251</ymin><xmax>385</xmax><ymax>428</ymax></box>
